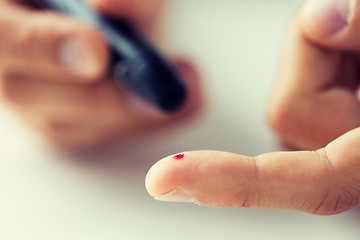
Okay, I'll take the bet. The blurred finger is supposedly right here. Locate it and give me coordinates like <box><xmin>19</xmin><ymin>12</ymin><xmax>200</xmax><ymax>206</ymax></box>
<box><xmin>2</xmin><ymin>57</ymin><xmax>202</xmax><ymax>148</ymax></box>
<box><xmin>300</xmin><ymin>0</ymin><xmax>360</xmax><ymax>51</ymax></box>
<box><xmin>267</xmin><ymin>2</ymin><xmax>360</xmax><ymax>150</ymax></box>
<box><xmin>0</xmin><ymin>3</ymin><xmax>108</xmax><ymax>82</ymax></box>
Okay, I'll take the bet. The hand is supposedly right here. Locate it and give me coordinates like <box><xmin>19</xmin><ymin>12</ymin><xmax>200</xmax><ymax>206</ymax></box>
<box><xmin>267</xmin><ymin>0</ymin><xmax>360</xmax><ymax>150</ymax></box>
<box><xmin>0</xmin><ymin>0</ymin><xmax>201</xmax><ymax>150</ymax></box>
<box><xmin>146</xmin><ymin>0</ymin><xmax>360</xmax><ymax>215</ymax></box>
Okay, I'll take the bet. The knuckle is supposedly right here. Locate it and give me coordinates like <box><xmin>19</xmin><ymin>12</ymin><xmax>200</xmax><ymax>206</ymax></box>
<box><xmin>308</xmin><ymin>149</ymin><xmax>360</xmax><ymax>215</ymax></box>
<box><xmin>310</xmin><ymin>193</ymin><xmax>359</xmax><ymax>215</ymax></box>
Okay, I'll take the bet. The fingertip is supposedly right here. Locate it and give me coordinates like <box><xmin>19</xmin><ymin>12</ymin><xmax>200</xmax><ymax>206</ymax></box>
<box><xmin>145</xmin><ymin>150</ymin><xmax>255</xmax><ymax>207</ymax></box>
<box><xmin>300</xmin><ymin>0</ymin><xmax>353</xmax><ymax>36</ymax></box>
<box><xmin>11</xmin><ymin>12</ymin><xmax>110</xmax><ymax>83</ymax></box>
<box><xmin>299</xmin><ymin>0</ymin><xmax>360</xmax><ymax>49</ymax></box>
<box><xmin>145</xmin><ymin>158</ymin><xmax>166</xmax><ymax>197</ymax></box>
<box><xmin>58</xmin><ymin>25</ymin><xmax>109</xmax><ymax>82</ymax></box>
<box><xmin>145</xmin><ymin>152</ymin><xmax>192</xmax><ymax>198</ymax></box>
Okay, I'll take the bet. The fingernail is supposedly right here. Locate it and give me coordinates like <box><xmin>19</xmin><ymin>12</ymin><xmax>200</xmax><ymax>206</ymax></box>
<box><xmin>304</xmin><ymin>0</ymin><xmax>356</xmax><ymax>36</ymax></box>
<box><xmin>59</xmin><ymin>36</ymin><xmax>101</xmax><ymax>78</ymax></box>
<box><xmin>155</xmin><ymin>190</ymin><xmax>197</xmax><ymax>203</ymax></box>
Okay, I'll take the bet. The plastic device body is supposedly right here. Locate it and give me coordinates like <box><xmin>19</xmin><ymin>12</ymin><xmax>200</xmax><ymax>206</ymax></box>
<box><xmin>32</xmin><ymin>0</ymin><xmax>187</xmax><ymax>112</ymax></box>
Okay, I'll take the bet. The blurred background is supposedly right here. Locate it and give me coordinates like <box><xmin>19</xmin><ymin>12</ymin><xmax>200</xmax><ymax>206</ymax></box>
<box><xmin>1</xmin><ymin>0</ymin><xmax>360</xmax><ymax>239</ymax></box>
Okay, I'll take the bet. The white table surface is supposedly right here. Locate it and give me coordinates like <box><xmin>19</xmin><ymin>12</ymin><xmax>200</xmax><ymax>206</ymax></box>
<box><xmin>1</xmin><ymin>1</ymin><xmax>360</xmax><ymax>239</ymax></box>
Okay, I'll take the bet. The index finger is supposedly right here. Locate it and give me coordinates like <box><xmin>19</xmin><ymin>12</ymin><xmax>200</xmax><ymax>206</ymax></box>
<box><xmin>146</xmin><ymin>128</ymin><xmax>360</xmax><ymax>215</ymax></box>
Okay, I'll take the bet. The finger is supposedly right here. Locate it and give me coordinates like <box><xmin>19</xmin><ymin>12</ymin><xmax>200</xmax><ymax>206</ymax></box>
<box><xmin>0</xmin><ymin>3</ymin><xmax>108</xmax><ymax>82</ymax></box>
<box><xmin>146</xmin><ymin>128</ymin><xmax>360</xmax><ymax>215</ymax></box>
<box><xmin>266</xmin><ymin>4</ymin><xmax>360</xmax><ymax>150</ymax></box>
<box><xmin>300</xmin><ymin>0</ymin><xmax>360</xmax><ymax>51</ymax></box>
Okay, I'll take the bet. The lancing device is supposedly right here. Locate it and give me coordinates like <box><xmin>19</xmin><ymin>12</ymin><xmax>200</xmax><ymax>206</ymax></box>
<box><xmin>30</xmin><ymin>0</ymin><xmax>187</xmax><ymax>112</ymax></box>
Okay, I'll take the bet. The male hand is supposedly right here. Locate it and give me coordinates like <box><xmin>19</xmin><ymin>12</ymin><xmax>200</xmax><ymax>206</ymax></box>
<box><xmin>0</xmin><ymin>0</ymin><xmax>201</xmax><ymax>149</ymax></box>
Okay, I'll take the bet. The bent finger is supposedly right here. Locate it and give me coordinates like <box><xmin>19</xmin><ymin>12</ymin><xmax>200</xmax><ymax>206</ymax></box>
<box><xmin>267</xmin><ymin>4</ymin><xmax>360</xmax><ymax>149</ymax></box>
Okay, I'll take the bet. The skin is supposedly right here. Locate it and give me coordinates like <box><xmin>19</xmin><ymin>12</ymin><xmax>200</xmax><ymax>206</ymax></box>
<box><xmin>0</xmin><ymin>0</ymin><xmax>202</xmax><ymax>150</ymax></box>
<box><xmin>146</xmin><ymin>0</ymin><xmax>360</xmax><ymax>215</ymax></box>
<box><xmin>2</xmin><ymin>0</ymin><xmax>359</xmax><ymax>216</ymax></box>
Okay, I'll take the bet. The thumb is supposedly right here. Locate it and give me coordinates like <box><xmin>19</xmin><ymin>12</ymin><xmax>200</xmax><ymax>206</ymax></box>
<box><xmin>0</xmin><ymin>4</ymin><xmax>108</xmax><ymax>82</ymax></box>
<box><xmin>300</xmin><ymin>0</ymin><xmax>360</xmax><ymax>50</ymax></box>
<box><xmin>146</xmin><ymin>128</ymin><xmax>360</xmax><ymax>215</ymax></box>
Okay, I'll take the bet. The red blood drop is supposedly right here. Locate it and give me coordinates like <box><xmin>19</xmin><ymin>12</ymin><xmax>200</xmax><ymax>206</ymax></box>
<box><xmin>173</xmin><ymin>154</ymin><xmax>184</xmax><ymax>160</ymax></box>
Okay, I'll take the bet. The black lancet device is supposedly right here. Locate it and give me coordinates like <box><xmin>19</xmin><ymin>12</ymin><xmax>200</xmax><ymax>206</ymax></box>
<box><xmin>32</xmin><ymin>0</ymin><xmax>187</xmax><ymax>112</ymax></box>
